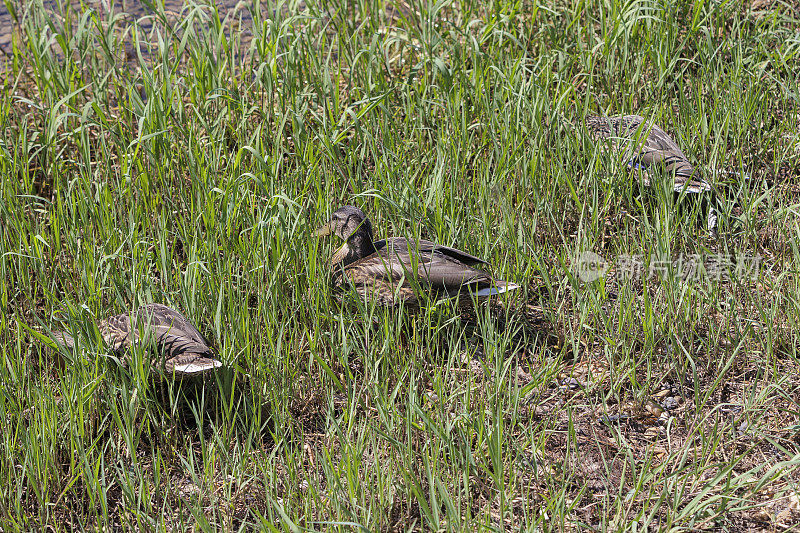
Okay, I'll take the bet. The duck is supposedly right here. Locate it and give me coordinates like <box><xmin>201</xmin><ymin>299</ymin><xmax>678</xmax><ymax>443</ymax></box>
<box><xmin>52</xmin><ymin>303</ymin><xmax>222</xmax><ymax>376</ymax></box>
<box><xmin>585</xmin><ymin>114</ymin><xmax>712</xmax><ymax>194</ymax></box>
<box><xmin>314</xmin><ymin>205</ymin><xmax>519</xmax><ymax>307</ymax></box>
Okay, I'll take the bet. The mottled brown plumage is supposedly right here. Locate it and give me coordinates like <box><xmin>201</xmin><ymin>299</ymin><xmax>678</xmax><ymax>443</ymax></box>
<box><xmin>315</xmin><ymin>206</ymin><xmax>518</xmax><ymax>307</ymax></box>
<box><xmin>586</xmin><ymin>114</ymin><xmax>711</xmax><ymax>194</ymax></box>
<box><xmin>52</xmin><ymin>303</ymin><xmax>222</xmax><ymax>376</ymax></box>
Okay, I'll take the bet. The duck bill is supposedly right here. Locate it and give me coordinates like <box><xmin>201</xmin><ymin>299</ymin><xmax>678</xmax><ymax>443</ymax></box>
<box><xmin>313</xmin><ymin>222</ymin><xmax>333</xmax><ymax>237</ymax></box>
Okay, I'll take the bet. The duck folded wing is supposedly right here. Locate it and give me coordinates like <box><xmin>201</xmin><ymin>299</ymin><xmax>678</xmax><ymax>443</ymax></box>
<box><xmin>633</xmin><ymin>143</ymin><xmax>710</xmax><ymax>193</ymax></box>
<box><xmin>106</xmin><ymin>311</ymin><xmax>219</xmax><ymax>375</ymax></box>
<box><xmin>414</xmin><ymin>251</ymin><xmax>493</xmax><ymax>291</ymax></box>
<box><xmin>49</xmin><ymin>304</ymin><xmax>222</xmax><ymax>375</ymax></box>
<box><xmin>348</xmin><ymin>239</ymin><xmax>493</xmax><ymax>291</ymax></box>
<box><xmin>374</xmin><ymin>238</ymin><xmax>488</xmax><ymax>267</ymax></box>
<box><xmin>97</xmin><ymin>305</ymin><xmax>209</xmax><ymax>350</ymax></box>
<box><xmin>630</xmin><ymin>122</ymin><xmax>696</xmax><ymax>178</ymax></box>
<box><xmin>593</xmin><ymin>115</ymin><xmax>690</xmax><ymax>165</ymax></box>
<box><xmin>151</xmin><ymin>327</ymin><xmax>221</xmax><ymax>374</ymax></box>
<box><xmin>587</xmin><ymin>115</ymin><xmax>710</xmax><ymax>193</ymax></box>
<box><xmin>136</xmin><ymin>304</ymin><xmax>209</xmax><ymax>345</ymax></box>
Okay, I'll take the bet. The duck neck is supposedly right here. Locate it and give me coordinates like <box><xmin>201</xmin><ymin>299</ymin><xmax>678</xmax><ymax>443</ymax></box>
<box><xmin>340</xmin><ymin>228</ymin><xmax>376</xmax><ymax>267</ymax></box>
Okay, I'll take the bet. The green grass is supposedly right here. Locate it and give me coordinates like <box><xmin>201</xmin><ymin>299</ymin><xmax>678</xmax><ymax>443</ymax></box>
<box><xmin>2</xmin><ymin>0</ymin><xmax>800</xmax><ymax>529</ymax></box>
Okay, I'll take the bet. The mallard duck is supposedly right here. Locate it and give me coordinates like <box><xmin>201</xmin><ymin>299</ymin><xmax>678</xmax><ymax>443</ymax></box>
<box><xmin>586</xmin><ymin>114</ymin><xmax>712</xmax><ymax>194</ymax></box>
<box><xmin>314</xmin><ymin>205</ymin><xmax>519</xmax><ymax>307</ymax></box>
<box><xmin>52</xmin><ymin>303</ymin><xmax>222</xmax><ymax>376</ymax></box>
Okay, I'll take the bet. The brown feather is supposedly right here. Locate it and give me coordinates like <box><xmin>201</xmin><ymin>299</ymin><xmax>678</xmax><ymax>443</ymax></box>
<box><xmin>586</xmin><ymin>114</ymin><xmax>711</xmax><ymax>194</ymax></box>
<box><xmin>53</xmin><ymin>303</ymin><xmax>222</xmax><ymax>376</ymax></box>
<box><xmin>319</xmin><ymin>206</ymin><xmax>518</xmax><ymax>307</ymax></box>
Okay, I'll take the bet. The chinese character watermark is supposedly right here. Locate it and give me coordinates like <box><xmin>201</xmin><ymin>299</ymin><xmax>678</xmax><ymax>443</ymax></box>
<box><xmin>574</xmin><ymin>251</ymin><xmax>609</xmax><ymax>282</ymax></box>
<box><xmin>573</xmin><ymin>252</ymin><xmax>762</xmax><ymax>283</ymax></box>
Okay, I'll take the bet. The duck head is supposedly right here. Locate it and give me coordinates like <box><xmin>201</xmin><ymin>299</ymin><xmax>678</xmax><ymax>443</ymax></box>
<box><xmin>314</xmin><ymin>205</ymin><xmax>377</xmax><ymax>265</ymax></box>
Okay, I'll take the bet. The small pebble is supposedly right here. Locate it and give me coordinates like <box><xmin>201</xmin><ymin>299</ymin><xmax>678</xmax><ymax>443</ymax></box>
<box><xmin>662</xmin><ymin>397</ymin><xmax>680</xmax><ymax>410</ymax></box>
<box><xmin>599</xmin><ymin>414</ymin><xmax>631</xmax><ymax>425</ymax></box>
<box><xmin>721</xmin><ymin>405</ymin><xmax>743</xmax><ymax>415</ymax></box>
<box><xmin>559</xmin><ymin>377</ymin><xmax>581</xmax><ymax>390</ymax></box>
<box><xmin>737</xmin><ymin>422</ymin><xmax>751</xmax><ymax>437</ymax></box>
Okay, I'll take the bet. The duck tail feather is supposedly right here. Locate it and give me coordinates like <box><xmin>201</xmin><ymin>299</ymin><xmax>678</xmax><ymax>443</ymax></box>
<box><xmin>166</xmin><ymin>357</ymin><xmax>223</xmax><ymax>375</ymax></box>
<box><xmin>475</xmin><ymin>281</ymin><xmax>520</xmax><ymax>297</ymax></box>
<box><xmin>673</xmin><ymin>178</ymin><xmax>712</xmax><ymax>194</ymax></box>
